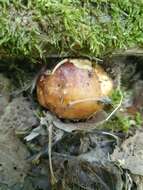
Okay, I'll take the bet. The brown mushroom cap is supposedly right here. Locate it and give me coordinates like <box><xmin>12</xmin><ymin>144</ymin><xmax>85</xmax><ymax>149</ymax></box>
<box><xmin>37</xmin><ymin>59</ymin><xmax>113</xmax><ymax>120</ymax></box>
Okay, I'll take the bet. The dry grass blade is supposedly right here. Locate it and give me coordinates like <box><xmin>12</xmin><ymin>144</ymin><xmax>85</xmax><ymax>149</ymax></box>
<box><xmin>48</xmin><ymin>124</ymin><xmax>57</xmax><ymax>185</ymax></box>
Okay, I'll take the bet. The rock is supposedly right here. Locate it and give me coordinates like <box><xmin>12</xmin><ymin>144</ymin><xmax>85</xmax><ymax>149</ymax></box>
<box><xmin>0</xmin><ymin>74</ymin><xmax>12</xmax><ymax>118</ymax></box>
<box><xmin>0</xmin><ymin>96</ymin><xmax>38</xmax><ymax>186</ymax></box>
<box><xmin>111</xmin><ymin>130</ymin><xmax>143</xmax><ymax>176</ymax></box>
<box><xmin>0</xmin><ymin>96</ymin><xmax>10</xmax><ymax>118</ymax></box>
<box><xmin>132</xmin><ymin>175</ymin><xmax>143</xmax><ymax>190</ymax></box>
<box><xmin>0</xmin><ymin>132</ymin><xmax>30</xmax><ymax>186</ymax></box>
<box><xmin>0</xmin><ymin>96</ymin><xmax>38</xmax><ymax>134</ymax></box>
<box><xmin>132</xmin><ymin>80</ymin><xmax>143</xmax><ymax>111</ymax></box>
<box><xmin>0</xmin><ymin>74</ymin><xmax>12</xmax><ymax>95</ymax></box>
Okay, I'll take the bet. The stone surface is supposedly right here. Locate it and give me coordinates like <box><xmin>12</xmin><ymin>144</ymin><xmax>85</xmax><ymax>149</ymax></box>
<box><xmin>0</xmin><ymin>96</ymin><xmax>38</xmax><ymax>134</ymax></box>
<box><xmin>112</xmin><ymin>130</ymin><xmax>143</xmax><ymax>176</ymax></box>
<box><xmin>0</xmin><ymin>74</ymin><xmax>12</xmax><ymax>117</ymax></box>
<box><xmin>132</xmin><ymin>175</ymin><xmax>143</xmax><ymax>190</ymax></box>
<box><xmin>0</xmin><ymin>96</ymin><xmax>38</xmax><ymax>186</ymax></box>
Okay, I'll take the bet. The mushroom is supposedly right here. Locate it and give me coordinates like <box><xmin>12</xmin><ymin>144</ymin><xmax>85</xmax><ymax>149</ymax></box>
<box><xmin>37</xmin><ymin>59</ymin><xmax>113</xmax><ymax>120</ymax></box>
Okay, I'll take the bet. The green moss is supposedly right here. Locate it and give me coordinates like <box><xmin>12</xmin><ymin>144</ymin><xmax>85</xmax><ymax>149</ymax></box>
<box><xmin>0</xmin><ymin>0</ymin><xmax>143</xmax><ymax>61</ymax></box>
<box><xmin>103</xmin><ymin>114</ymin><xmax>131</xmax><ymax>132</ymax></box>
<box><xmin>135</xmin><ymin>112</ymin><xmax>143</xmax><ymax>127</ymax></box>
<box><xmin>102</xmin><ymin>89</ymin><xmax>143</xmax><ymax>132</ymax></box>
<box><xmin>111</xmin><ymin>89</ymin><xmax>122</xmax><ymax>105</ymax></box>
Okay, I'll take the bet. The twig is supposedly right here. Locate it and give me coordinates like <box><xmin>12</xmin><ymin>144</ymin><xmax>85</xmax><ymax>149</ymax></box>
<box><xmin>100</xmin><ymin>131</ymin><xmax>119</xmax><ymax>143</ymax></box>
<box><xmin>52</xmin><ymin>59</ymin><xmax>68</xmax><ymax>74</ymax></box>
<box><xmin>105</xmin><ymin>91</ymin><xmax>123</xmax><ymax>122</ymax></box>
<box><xmin>48</xmin><ymin>124</ymin><xmax>57</xmax><ymax>185</ymax></box>
<box><xmin>52</xmin><ymin>57</ymin><xmax>102</xmax><ymax>74</ymax></box>
<box><xmin>6</xmin><ymin>82</ymin><xmax>32</xmax><ymax>97</ymax></box>
<box><xmin>68</xmin><ymin>97</ymin><xmax>103</xmax><ymax>107</ymax></box>
<box><xmin>125</xmin><ymin>171</ymin><xmax>133</xmax><ymax>190</ymax></box>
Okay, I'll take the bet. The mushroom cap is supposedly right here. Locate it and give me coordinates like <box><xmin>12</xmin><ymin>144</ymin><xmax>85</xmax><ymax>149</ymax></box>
<box><xmin>37</xmin><ymin>59</ymin><xmax>113</xmax><ymax>120</ymax></box>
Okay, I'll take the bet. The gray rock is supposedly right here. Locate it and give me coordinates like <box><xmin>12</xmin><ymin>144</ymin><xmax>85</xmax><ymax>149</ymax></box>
<box><xmin>0</xmin><ymin>96</ymin><xmax>38</xmax><ymax>186</ymax></box>
<box><xmin>0</xmin><ymin>74</ymin><xmax>12</xmax><ymax>118</ymax></box>
<box><xmin>0</xmin><ymin>96</ymin><xmax>10</xmax><ymax>118</ymax></box>
<box><xmin>0</xmin><ymin>97</ymin><xmax>38</xmax><ymax>134</ymax></box>
<box><xmin>0</xmin><ymin>133</ymin><xmax>30</xmax><ymax>186</ymax></box>
<box><xmin>132</xmin><ymin>175</ymin><xmax>143</xmax><ymax>190</ymax></box>
<box><xmin>112</xmin><ymin>130</ymin><xmax>143</xmax><ymax>176</ymax></box>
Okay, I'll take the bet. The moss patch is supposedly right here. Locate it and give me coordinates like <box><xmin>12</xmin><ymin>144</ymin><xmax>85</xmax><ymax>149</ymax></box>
<box><xmin>0</xmin><ymin>0</ymin><xmax>143</xmax><ymax>61</ymax></box>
